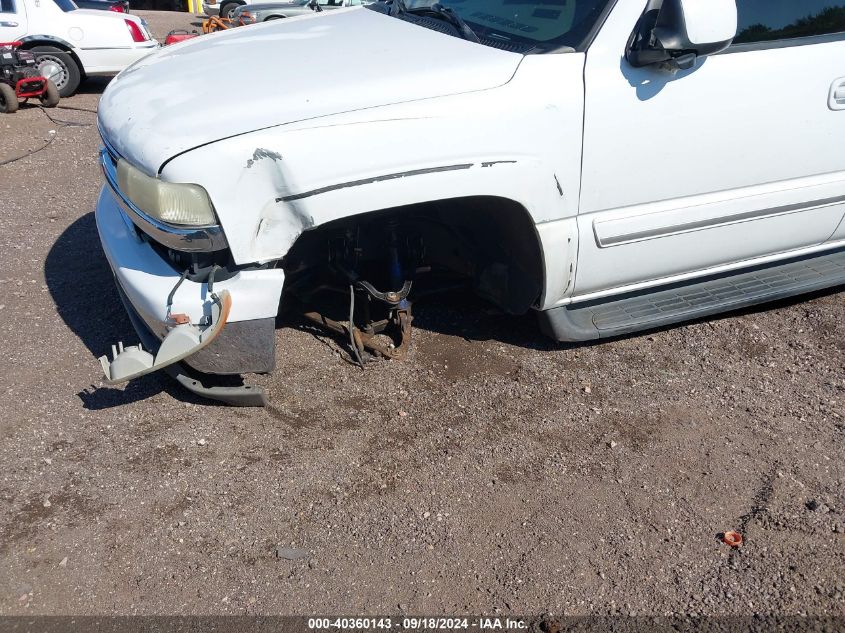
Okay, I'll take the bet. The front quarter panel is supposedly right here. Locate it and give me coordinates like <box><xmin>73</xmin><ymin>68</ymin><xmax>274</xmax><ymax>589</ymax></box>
<box><xmin>161</xmin><ymin>53</ymin><xmax>586</xmax><ymax>269</ymax></box>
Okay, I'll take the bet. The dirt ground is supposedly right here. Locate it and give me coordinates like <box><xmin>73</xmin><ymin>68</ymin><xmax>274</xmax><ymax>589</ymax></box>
<box><xmin>0</xmin><ymin>10</ymin><xmax>843</xmax><ymax>619</ymax></box>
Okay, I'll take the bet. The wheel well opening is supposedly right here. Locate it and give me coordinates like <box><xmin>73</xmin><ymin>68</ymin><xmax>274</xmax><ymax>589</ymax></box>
<box><xmin>282</xmin><ymin>196</ymin><xmax>544</xmax><ymax>315</ymax></box>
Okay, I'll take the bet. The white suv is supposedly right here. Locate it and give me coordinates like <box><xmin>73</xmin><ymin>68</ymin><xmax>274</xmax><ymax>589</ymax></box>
<box><xmin>95</xmin><ymin>0</ymin><xmax>845</xmax><ymax>405</ymax></box>
<box><xmin>0</xmin><ymin>0</ymin><xmax>158</xmax><ymax>96</ymax></box>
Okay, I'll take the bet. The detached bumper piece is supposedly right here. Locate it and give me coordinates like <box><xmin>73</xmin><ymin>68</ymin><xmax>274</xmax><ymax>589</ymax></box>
<box><xmin>100</xmin><ymin>289</ymin><xmax>268</xmax><ymax>407</ymax></box>
<box><xmin>162</xmin><ymin>363</ymin><xmax>267</xmax><ymax>408</ymax></box>
<box><xmin>100</xmin><ymin>290</ymin><xmax>233</xmax><ymax>383</ymax></box>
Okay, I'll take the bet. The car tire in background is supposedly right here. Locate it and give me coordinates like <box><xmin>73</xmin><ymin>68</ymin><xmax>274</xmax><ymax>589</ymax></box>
<box><xmin>31</xmin><ymin>46</ymin><xmax>82</xmax><ymax>98</ymax></box>
<box><xmin>39</xmin><ymin>80</ymin><xmax>60</xmax><ymax>108</ymax></box>
<box><xmin>0</xmin><ymin>83</ymin><xmax>19</xmax><ymax>114</ymax></box>
<box><xmin>219</xmin><ymin>0</ymin><xmax>244</xmax><ymax>20</ymax></box>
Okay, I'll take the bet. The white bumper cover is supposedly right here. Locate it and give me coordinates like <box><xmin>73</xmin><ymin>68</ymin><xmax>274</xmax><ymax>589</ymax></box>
<box><xmin>94</xmin><ymin>184</ymin><xmax>285</xmax><ymax>341</ymax></box>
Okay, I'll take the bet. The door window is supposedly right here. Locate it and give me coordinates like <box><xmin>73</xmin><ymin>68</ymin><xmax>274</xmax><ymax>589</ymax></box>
<box><xmin>734</xmin><ymin>0</ymin><xmax>845</xmax><ymax>44</ymax></box>
<box><xmin>0</xmin><ymin>0</ymin><xmax>16</xmax><ymax>13</ymax></box>
<box><xmin>52</xmin><ymin>0</ymin><xmax>78</xmax><ymax>11</ymax></box>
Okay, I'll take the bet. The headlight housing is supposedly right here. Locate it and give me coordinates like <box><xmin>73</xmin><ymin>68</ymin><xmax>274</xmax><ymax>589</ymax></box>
<box><xmin>117</xmin><ymin>159</ymin><xmax>218</xmax><ymax>227</ymax></box>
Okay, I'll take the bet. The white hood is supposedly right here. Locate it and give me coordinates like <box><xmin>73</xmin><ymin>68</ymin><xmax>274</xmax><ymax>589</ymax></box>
<box><xmin>98</xmin><ymin>8</ymin><xmax>523</xmax><ymax>173</ymax></box>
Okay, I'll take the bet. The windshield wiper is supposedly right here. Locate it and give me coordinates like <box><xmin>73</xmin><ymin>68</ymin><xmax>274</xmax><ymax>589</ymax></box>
<box><xmin>409</xmin><ymin>3</ymin><xmax>480</xmax><ymax>42</ymax></box>
<box><xmin>373</xmin><ymin>0</ymin><xmax>406</xmax><ymax>17</ymax></box>
<box><xmin>390</xmin><ymin>0</ymin><xmax>406</xmax><ymax>16</ymax></box>
<box><xmin>377</xmin><ymin>0</ymin><xmax>480</xmax><ymax>43</ymax></box>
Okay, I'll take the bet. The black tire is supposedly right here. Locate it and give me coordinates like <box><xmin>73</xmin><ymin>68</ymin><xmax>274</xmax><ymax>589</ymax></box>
<box><xmin>30</xmin><ymin>46</ymin><xmax>82</xmax><ymax>98</ymax></box>
<box><xmin>0</xmin><ymin>83</ymin><xmax>19</xmax><ymax>114</ymax></box>
<box><xmin>39</xmin><ymin>80</ymin><xmax>60</xmax><ymax>108</ymax></box>
<box><xmin>219</xmin><ymin>1</ymin><xmax>243</xmax><ymax>19</ymax></box>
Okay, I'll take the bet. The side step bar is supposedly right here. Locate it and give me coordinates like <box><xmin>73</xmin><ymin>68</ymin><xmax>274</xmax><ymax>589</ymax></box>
<box><xmin>539</xmin><ymin>248</ymin><xmax>845</xmax><ymax>342</ymax></box>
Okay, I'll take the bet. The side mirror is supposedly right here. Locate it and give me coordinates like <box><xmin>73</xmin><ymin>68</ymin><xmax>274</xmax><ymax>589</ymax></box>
<box><xmin>308</xmin><ymin>0</ymin><xmax>323</xmax><ymax>11</ymax></box>
<box><xmin>627</xmin><ymin>0</ymin><xmax>737</xmax><ymax>71</ymax></box>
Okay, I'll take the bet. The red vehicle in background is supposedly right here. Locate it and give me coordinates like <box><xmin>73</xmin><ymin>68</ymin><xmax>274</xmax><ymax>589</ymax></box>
<box><xmin>73</xmin><ymin>0</ymin><xmax>130</xmax><ymax>12</ymax></box>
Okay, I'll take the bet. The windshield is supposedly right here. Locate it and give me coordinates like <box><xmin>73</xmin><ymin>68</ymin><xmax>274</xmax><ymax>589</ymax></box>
<box><xmin>375</xmin><ymin>0</ymin><xmax>615</xmax><ymax>51</ymax></box>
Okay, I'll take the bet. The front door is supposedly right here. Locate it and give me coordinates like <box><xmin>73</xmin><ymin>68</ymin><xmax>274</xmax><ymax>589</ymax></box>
<box><xmin>0</xmin><ymin>0</ymin><xmax>26</xmax><ymax>42</ymax></box>
<box><xmin>574</xmin><ymin>0</ymin><xmax>845</xmax><ymax>297</ymax></box>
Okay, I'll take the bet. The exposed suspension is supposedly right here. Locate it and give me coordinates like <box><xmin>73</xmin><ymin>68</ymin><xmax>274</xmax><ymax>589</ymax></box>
<box><xmin>301</xmin><ymin>220</ymin><xmax>415</xmax><ymax>365</ymax></box>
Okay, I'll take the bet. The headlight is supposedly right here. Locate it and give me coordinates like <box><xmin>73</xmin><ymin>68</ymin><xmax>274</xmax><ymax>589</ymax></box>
<box><xmin>117</xmin><ymin>159</ymin><xmax>218</xmax><ymax>227</ymax></box>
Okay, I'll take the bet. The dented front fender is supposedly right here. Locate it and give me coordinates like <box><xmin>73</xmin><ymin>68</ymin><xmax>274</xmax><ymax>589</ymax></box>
<box><xmin>161</xmin><ymin>120</ymin><xmax>560</xmax><ymax>267</ymax></box>
<box><xmin>159</xmin><ymin>57</ymin><xmax>585</xmax><ymax>267</ymax></box>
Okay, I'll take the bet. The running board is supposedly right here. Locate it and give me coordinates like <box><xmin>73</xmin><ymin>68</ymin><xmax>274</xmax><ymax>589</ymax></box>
<box><xmin>539</xmin><ymin>248</ymin><xmax>845</xmax><ymax>342</ymax></box>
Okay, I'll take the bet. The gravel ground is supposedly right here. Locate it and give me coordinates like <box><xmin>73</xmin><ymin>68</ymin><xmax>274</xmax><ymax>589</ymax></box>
<box><xmin>0</xmin><ymin>11</ymin><xmax>843</xmax><ymax>618</ymax></box>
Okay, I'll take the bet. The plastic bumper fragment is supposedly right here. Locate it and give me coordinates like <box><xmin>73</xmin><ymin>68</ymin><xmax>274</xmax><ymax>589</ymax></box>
<box><xmin>99</xmin><ymin>290</ymin><xmax>232</xmax><ymax>384</ymax></box>
<box><xmin>164</xmin><ymin>363</ymin><xmax>267</xmax><ymax>407</ymax></box>
<box><xmin>111</xmin><ymin>282</ymin><xmax>267</xmax><ymax>406</ymax></box>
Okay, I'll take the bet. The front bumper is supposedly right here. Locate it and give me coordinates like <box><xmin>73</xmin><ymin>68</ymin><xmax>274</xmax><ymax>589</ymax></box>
<box><xmin>112</xmin><ymin>281</ymin><xmax>268</xmax><ymax>406</ymax></box>
<box><xmin>94</xmin><ymin>184</ymin><xmax>284</xmax><ymax>374</ymax></box>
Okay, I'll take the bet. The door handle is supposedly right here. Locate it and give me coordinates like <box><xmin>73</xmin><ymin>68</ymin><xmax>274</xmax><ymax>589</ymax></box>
<box><xmin>0</xmin><ymin>21</ymin><xmax>20</xmax><ymax>26</ymax></box>
<box><xmin>831</xmin><ymin>77</ymin><xmax>845</xmax><ymax>110</ymax></box>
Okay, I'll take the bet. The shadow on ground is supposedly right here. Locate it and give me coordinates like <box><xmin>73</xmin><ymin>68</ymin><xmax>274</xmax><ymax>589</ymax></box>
<box><xmin>76</xmin><ymin>76</ymin><xmax>112</xmax><ymax>95</ymax></box>
<box><xmin>47</xmin><ymin>214</ymin><xmax>845</xmax><ymax>407</ymax></box>
<box><xmin>288</xmin><ymin>282</ymin><xmax>845</xmax><ymax>355</ymax></box>
<box><xmin>44</xmin><ymin>212</ymin><xmax>201</xmax><ymax>409</ymax></box>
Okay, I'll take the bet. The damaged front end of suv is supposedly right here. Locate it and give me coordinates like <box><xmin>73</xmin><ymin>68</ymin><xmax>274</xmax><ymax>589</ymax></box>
<box><xmin>96</xmin><ymin>136</ymin><xmax>284</xmax><ymax>406</ymax></box>
<box><xmin>94</xmin><ymin>4</ymin><xmax>582</xmax><ymax>405</ymax></box>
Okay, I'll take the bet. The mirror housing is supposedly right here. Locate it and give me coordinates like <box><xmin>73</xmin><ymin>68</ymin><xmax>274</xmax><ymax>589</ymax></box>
<box><xmin>308</xmin><ymin>0</ymin><xmax>322</xmax><ymax>11</ymax></box>
<box><xmin>627</xmin><ymin>0</ymin><xmax>737</xmax><ymax>71</ymax></box>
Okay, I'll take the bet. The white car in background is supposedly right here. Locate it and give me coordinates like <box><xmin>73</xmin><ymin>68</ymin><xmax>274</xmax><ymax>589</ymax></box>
<box><xmin>0</xmin><ymin>0</ymin><xmax>158</xmax><ymax>96</ymax></box>
<box><xmin>231</xmin><ymin>0</ymin><xmax>371</xmax><ymax>25</ymax></box>
<box><xmin>206</xmin><ymin>0</ymin><xmax>356</xmax><ymax>22</ymax></box>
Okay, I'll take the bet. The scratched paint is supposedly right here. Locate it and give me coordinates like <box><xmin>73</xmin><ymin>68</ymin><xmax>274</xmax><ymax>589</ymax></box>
<box><xmin>246</xmin><ymin>148</ymin><xmax>284</xmax><ymax>169</ymax></box>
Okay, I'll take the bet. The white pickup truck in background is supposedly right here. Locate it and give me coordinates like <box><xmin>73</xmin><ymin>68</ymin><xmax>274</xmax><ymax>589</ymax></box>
<box><xmin>94</xmin><ymin>0</ymin><xmax>845</xmax><ymax>405</ymax></box>
<box><xmin>0</xmin><ymin>0</ymin><xmax>157</xmax><ymax>96</ymax></box>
